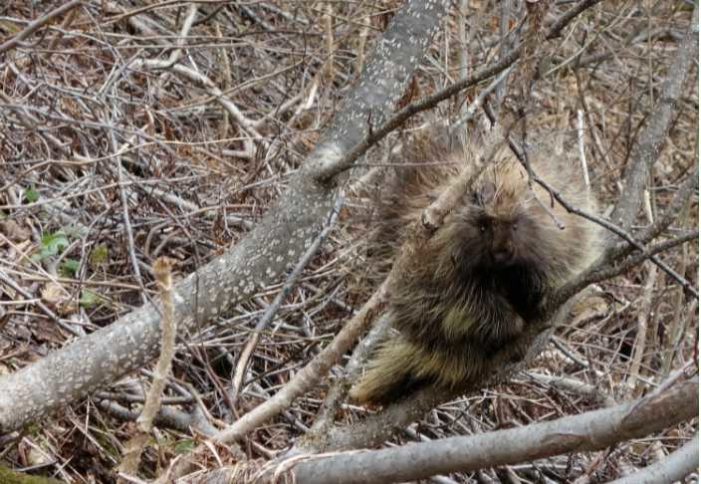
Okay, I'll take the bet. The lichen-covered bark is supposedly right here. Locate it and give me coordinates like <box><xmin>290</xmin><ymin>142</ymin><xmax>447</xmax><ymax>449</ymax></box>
<box><xmin>0</xmin><ymin>0</ymin><xmax>451</xmax><ymax>434</ymax></box>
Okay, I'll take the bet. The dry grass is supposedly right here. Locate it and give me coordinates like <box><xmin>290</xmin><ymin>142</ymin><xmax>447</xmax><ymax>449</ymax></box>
<box><xmin>0</xmin><ymin>1</ymin><xmax>697</xmax><ymax>482</ymax></box>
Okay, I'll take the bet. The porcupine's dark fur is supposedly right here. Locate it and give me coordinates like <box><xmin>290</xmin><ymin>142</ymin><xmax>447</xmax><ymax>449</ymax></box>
<box><xmin>349</xmin><ymin>130</ymin><xmax>601</xmax><ymax>405</ymax></box>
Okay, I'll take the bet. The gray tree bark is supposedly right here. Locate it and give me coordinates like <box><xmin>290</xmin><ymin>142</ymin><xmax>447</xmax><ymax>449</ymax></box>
<box><xmin>610</xmin><ymin>4</ymin><xmax>699</xmax><ymax>231</ymax></box>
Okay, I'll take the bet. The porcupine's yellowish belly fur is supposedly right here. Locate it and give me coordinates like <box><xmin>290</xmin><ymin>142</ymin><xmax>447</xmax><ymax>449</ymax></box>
<box><xmin>441</xmin><ymin>304</ymin><xmax>477</xmax><ymax>340</ymax></box>
<box><xmin>349</xmin><ymin>334</ymin><xmax>487</xmax><ymax>404</ymax></box>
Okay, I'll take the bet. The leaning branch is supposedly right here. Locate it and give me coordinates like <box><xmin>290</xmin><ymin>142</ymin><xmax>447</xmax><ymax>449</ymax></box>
<box><xmin>610</xmin><ymin>4</ymin><xmax>699</xmax><ymax>230</ymax></box>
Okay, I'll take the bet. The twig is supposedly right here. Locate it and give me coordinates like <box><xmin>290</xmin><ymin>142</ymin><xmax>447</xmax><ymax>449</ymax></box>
<box><xmin>494</xmin><ymin>0</ymin><xmax>514</xmax><ymax>109</ymax></box>
<box><xmin>138</xmin><ymin>258</ymin><xmax>177</xmax><ymax>432</ymax></box>
<box><xmin>118</xmin><ymin>258</ymin><xmax>177</xmax><ymax>478</ymax></box>
<box><xmin>452</xmin><ymin>67</ymin><xmax>513</xmax><ymax>129</ymax></box>
<box><xmin>525</xmin><ymin>372</ymin><xmax>615</xmax><ymax>407</ymax></box>
<box><xmin>546</xmin><ymin>0</ymin><xmax>602</xmax><ymax>39</ymax></box>
<box><xmin>0</xmin><ymin>0</ymin><xmax>83</xmax><ymax>54</ymax></box>
<box><xmin>113</xmin><ymin>131</ymin><xmax>149</xmax><ymax>306</ymax></box>
<box><xmin>662</xmin><ymin>187</ymin><xmax>695</xmax><ymax>377</ymax></box>
<box><xmin>576</xmin><ymin>109</ymin><xmax>591</xmax><ymax>189</ymax></box>
<box><xmin>457</xmin><ymin>0</ymin><xmax>471</xmax><ymax>115</ymax></box>
<box><xmin>97</xmin><ymin>399</ymin><xmax>217</xmax><ymax>437</ymax></box>
<box><xmin>422</xmin><ymin>129</ymin><xmax>505</xmax><ymax>231</ymax></box>
<box><xmin>625</xmin><ymin>263</ymin><xmax>657</xmax><ymax>398</ymax></box>
<box><xmin>521</xmin><ymin>167</ymin><xmax>698</xmax><ymax>301</ymax></box>
<box><xmin>45</xmin><ymin>4</ymin><xmax>80</xmax><ymax>57</ymax></box>
<box><xmin>554</xmin><ymin>230</ymin><xmax>698</xmax><ymax>308</ymax></box>
<box><xmin>311</xmin><ymin>314</ymin><xmax>393</xmax><ymax>433</ymax></box>
<box><xmin>611</xmin><ymin>165</ymin><xmax>698</xmax><ymax>258</ymax></box>
<box><xmin>550</xmin><ymin>336</ymin><xmax>590</xmax><ymax>369</ymax></box>
<box><xmin>355</xmin><ymin>16</ymin><xmax>370</xmax><ymax>75</ymax></box>
<box><xmin>164</xmin><ymin>4</ymin><xmax>199</xmax><ymax>67</ymax></box>
<box><xmin>323</xmin><ymin>3</ymin><xmax>335</xmax><ymax>82</ymax></box>
<box><xmin>222</xmin><ymin>282</ymin><xmax>387</xmax><ymax>445</ymax></box>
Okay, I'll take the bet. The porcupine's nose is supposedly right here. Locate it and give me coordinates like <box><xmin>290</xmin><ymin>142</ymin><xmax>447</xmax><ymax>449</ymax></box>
<box><xmin>492</xmin><ymin>248</ymin><xmax>512</xmax><ymax>264</ymax></box>
<box><xmin>491</xmin><ymin>226</ymin><xmax>514</xmax><ymax>265</ymax></box>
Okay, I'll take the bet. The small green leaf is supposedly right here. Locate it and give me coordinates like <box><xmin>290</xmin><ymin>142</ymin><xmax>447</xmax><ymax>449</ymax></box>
<box><xmin>173</xmin><ymin>440</ymin><xmax>197</xmax><ymax>454</ymax></box>
<box><xmin>89</xmin><ymin>244</ymin><xmax>110</xmax><ymax>269</ymax></box>
<box><xmin>79</xmin><ymin>290</ymin><xmax>101</xmax><ymax>308</ymax></box>
<box><xmin>60</xmin><ymin>259</ymin><xmax>80</xmax><ymax>277</ymax></box>
<box><xmin>40</xmin><ymin>231</ymin><xmax>69</xmax><ymax>259</ymax></box>
<box><xmin>25</xmin><ymin>187</ymin><xmax>40</xmax><ymax>203</ymax></box>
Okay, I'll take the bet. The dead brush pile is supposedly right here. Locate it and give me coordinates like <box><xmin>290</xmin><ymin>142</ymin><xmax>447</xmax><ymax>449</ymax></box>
<box><xmin>0</xmin><ymin>1</ymin><xmax>697</xmax><ymax>482</ymax></box>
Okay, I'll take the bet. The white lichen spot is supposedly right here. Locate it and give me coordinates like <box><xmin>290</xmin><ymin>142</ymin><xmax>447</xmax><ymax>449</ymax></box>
<box><xmin>309</xmin><ymin>141</ymin><xmax>344</xmax><ymax>175</ymax></box>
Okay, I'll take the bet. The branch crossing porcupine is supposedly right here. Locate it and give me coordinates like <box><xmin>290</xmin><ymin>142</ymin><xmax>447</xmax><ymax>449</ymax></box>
<box><xmin>349</xmin><ymin>129</ymin><xmax>601</xmax><ymax>405</ymax></box>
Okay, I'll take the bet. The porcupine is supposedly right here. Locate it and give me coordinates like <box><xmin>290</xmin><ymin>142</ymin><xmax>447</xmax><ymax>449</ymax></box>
<box><xmin>349</xmin><ymin>129</ymin><xmax>601</xmax><ymax>405</ymax></box>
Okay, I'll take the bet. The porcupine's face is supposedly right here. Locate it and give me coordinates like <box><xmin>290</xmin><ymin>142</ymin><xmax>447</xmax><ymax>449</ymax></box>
<box><xmin>449</xmin><ymin>176</ymin><xmax>550</xmax><ymax>320</ymax></box>
<box><xmin>453</xmin><ymin>177</ymin><xmax>546</xmax><ymax>275</ymax></box>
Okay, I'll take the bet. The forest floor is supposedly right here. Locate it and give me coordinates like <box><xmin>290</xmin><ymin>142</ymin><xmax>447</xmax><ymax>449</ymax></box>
<box><xmin>0</xmin><ymin>1</ymin><xmax>698</xmax><ymax>483</ymax></box>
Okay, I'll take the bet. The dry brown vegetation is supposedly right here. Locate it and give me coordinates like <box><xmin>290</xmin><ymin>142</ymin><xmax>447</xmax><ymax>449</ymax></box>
<box><xmin>0</xmin><ymin>1</ymin><xmax>697</xmax><ymax>483</ymax></box>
